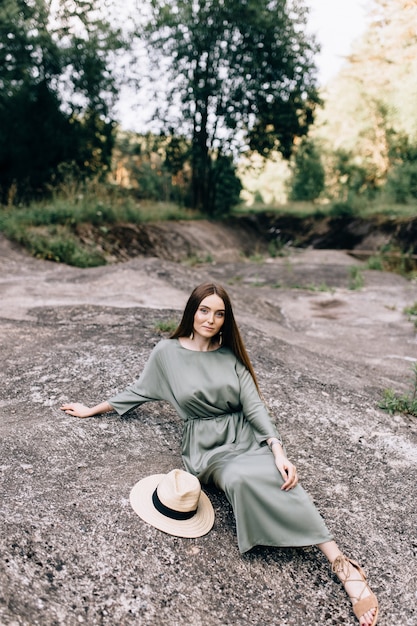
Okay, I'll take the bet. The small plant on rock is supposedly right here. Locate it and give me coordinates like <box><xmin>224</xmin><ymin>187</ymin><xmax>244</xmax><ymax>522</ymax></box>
<box><xmin>404</xmin><ymin>302</ymin><xmax>417</xmax><ymax>327</ymax></box>
<box><xmin>154</xmin><ymin>319</ymin><xmax>178</xmax><ymax>334</ymax></box>
<box><xmin>379</xmin><ymin>363</ymin><xmax>417</xmax><ymax>418</ymax></box>
<box><xmin>348</xmin><ymin>266</ymin><xmax>364</xmax><ymax>290</ymax></box>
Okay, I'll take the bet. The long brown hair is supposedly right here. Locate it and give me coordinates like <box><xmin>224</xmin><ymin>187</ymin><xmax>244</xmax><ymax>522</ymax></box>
<box><xmin>170</xmin><ymin>282</ymin><xmax>261</xmax><ymax>393</ymax></box>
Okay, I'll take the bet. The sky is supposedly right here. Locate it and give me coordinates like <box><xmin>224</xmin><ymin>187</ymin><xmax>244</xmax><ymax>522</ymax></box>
<box><xmin>115</xmin><ymin>0</ymin><xmax>372</xmax><ymax>131</ymax></box>
<box><xmin>305</xmin><ymin>0</ymin><xmax>370</xmax><ymax>84</ymax></box>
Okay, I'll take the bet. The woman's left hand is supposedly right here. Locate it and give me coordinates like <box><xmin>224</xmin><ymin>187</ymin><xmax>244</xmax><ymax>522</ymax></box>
<box><xmin>274</xmin><ymin>454</ymin><xmax>298</xmax><ymax>491</ymax></box>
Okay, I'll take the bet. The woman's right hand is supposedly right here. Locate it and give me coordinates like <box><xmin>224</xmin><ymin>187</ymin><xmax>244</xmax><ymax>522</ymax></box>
<box><xmin>274</xmin><ymin>453</ymin><xmax>298</xmax><ymax>491</ymax></box>
<box><xmin>60</xmin><ymin>403</ymin><xmax>93</xmax><ymax>418</ymax></box>
<box><xmin>60</xmin><ymin>400</ymin><xmax>113</xmax><ymax>418</ymax></box>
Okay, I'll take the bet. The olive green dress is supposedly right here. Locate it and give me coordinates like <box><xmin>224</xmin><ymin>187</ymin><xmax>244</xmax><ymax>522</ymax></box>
<box><xmin>109</xmin><ymin>339</ymin><xmax>332</xmax><ymax>553</ymax></box>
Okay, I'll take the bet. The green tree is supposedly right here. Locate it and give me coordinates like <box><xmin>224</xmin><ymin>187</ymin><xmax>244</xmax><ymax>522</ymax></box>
<box><xmin>289</xmin><ymin>138</ymin><xmax>325</xmax><ymax>201</ymax></box>
<box><xmin>384</xmin><ymin>132</ymin><xmax>417</xmax><ymax>203</ymax></box>
<box><xmin>0</xmin><ymin>0</ymin><xmax>129</xmax><ymax>203</ymax></box>
<box><xmin>143</xmin><ymin>0</ymin><xmax>320</xmax><ymax>215</ymax></box>
<box><xmin>313</xmin><ymin>0</ymin><xmax>417</xmax><ymax>201</ymax></box>
<box><xmin>114</xmin><ymin>131</ymin><xmax>190</xmax><ymax>203</ymax></box>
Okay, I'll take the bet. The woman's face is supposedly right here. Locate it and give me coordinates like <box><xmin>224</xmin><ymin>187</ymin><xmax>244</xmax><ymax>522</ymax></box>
<box><xmin>193</xmin><ymin>294</ymin><xmax>225</xmax><ymax>340</ymax></box>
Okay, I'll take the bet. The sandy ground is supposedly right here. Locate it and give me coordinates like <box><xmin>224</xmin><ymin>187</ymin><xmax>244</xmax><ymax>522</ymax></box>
<box><xmin>1</xmin><ymin>231</ymin><xmax>417</xmax><ymax>626</ymax></box>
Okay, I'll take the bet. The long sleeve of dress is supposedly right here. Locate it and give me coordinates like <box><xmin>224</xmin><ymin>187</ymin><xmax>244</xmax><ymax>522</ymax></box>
<box><xmin>108</xmin><ymin>342</ymin><xmax>172</xmax><ymax>415</ymax></box>
<box><xmin>235</xmin><ymin>359</ymin><xmax>280</xmax><ymax>443</ymax></box>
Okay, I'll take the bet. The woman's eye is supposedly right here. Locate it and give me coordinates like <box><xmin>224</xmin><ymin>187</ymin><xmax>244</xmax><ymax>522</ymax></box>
<box><xmin>200</xmin><ymin>308</ymin><xmax>208</xmax><ymax>313</ymax></box>
<box><xmin>216</xmin><ymin>312</ymin><xmax>224</xmax><ymax>318</ymax></box>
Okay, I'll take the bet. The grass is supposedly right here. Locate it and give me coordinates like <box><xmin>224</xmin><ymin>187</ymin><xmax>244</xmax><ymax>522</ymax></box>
<box><xmin>404</xmin><ymin>301</ymin><xmax>417</xmax><ymax>327</ymax></box>
<box><xmin>379</xmin><ymin>363</ymin><xmax>417</xmax><ymax>418</ymax></box>
<box><xmin>271</xmin><ymin>281</ymin><xmax>334</xmax><ymax>292</ymax></box>
<box><xmin>182</xmin><ymin>253</ymin><xmax>213</xmax><ymax>267</ymax></box>
<box><xmin>404</xmin><ymin>302</ymin><xmax>417</xmax><ymax>317</ymax></box>
<box><xmin>248</xmin><ymin>253</ymin><xmax>265</xmax><ymax>263</ymax></box>
<box><xmin>379</xmin><ymin>305</ymin><xmax>417</xmax><ymax>418</ymax></box>
<box><xmin>227</xmin><ymin>275</ymin><xmax>243</xmax><ymax>285</ymax></box>
<box><xmin>236</xmin><ymin>201</ymin><xmax>417</xmax><ymax>280</ymax></box>
<box><xmin>366</xmin><ymin>255</ymin><xmax>384</xmax><ymax>271</ymax></box>
<box><xmin>232</xmin><ymin>199</ymin><xmax>417</xmax><ymax>220</ymax></box>
<box><xmin>348</xmin><ymin>266</ymin><xmax>365</xmax><ymax>290</ymax></box>
<box><xmin>306</xmin><ymin>282</ymin><xmax>335</xmax><ymax>292</ymax></box>
<box><xmin>267</xmin><ymin>239</ymin><xmax>292</xmax><ymax>258</ymax></box>
<box><xmin>2</xmin><ymin>184</ymin><xmax>417</xmax><ymax>268</ymax></box>
<box><xmin>363</xmin><ymin>246</ymin><xmax>417</xmax><ymax>278</ymax></box>
<box><xmin>0</xmin><ymin>187</ymin><xmax>199</xmax><ymax>267</ymax></box>
<box><xmin>358</xmin><ymin>202</ymin><xmax>417</xmax><ymax>219</ymax></box>
<box><xmin>154</xmin><ymin>319</ymin><xmax>179</xmax><ymax>334</ymax></box>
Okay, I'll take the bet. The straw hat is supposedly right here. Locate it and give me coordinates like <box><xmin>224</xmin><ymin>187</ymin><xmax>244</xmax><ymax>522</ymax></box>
<box><xmin>130</xmin><ymin>469</ymin><xmax>215</xmax><ymax>538</ymax></box>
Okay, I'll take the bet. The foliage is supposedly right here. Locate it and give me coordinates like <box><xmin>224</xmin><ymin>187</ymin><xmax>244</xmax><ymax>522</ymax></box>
<box><xmin>182</xmin><ymin>253</ymin><xmax>214</xmax><ymax>267</ymax></box>
<box><xmin>348</xmin><ymin>266</ymin><xmax>364</xmax><ymax>290</ymax></box>
<box><xmin>210</xmin><ymin>156</ymin><xmax>243</xmax><ymax>217</ymax></box>
<box><xmin>356</xmin><ymin>0</ymin><xmax>417</xmax><ymax>141</ymax></box>
<box><xmin>404</xmin><ymin>301</ymin><xmax>417</xmax><ymax>328</ymax></box>
<box><xmin>379</xmin><ymin>363</ymin><xmax>417</xmax><ymax>418</ymax></box>
<box><xmin>385</xmin><ymin>161</ymin><xmax>417</xmax><ymax>204</ymax></box>
<box><xmin>142</xmin><ymin>0</ymin><xmax>320</xmax><ymax>215</ymax></box>
<box><xmin>238</xmin><ymin>150</ymin><xmax>292</xmax><ymax>205</ymax></box>
<box><xmin>154</xmin><ymin>319</ymin><xmax>179</xmax><ymax>333</ymax></box>
<box><xmin>328</xmin><ymin>201</ymin><xmax>358</xmax><ymax>218</ymax></box>
<box><xmin>328</xmin><ymin>148</ymin><xmax>374</xmax><ymax>202</ymax></box>
<box><xmin>113</xmin><ymin>132</ymin><xmax>191</xmax><ymax>204</ymax></box>
<box><xmin>380</xmin><ymin>248</ymin><xmax>417</xmax><ymax>278</ymax></box>
<box><xmin>132</xmin><ymin>162</ymin><xmax>173</xmax><ymax>202</ymax></box>
<box><xmin>289</xmin><ymin>138</ymin><xmax>325</xmax><ymax>201</ymax></box>
<box><xmin>0</xmin><ymin>0</ymin><xmax>130</xmax><ymax>203</ymax></box>
<box><xmin>312</xmin><ymin>0</ymin><xmax>417</xmax><ymax>204</ymax></box>
<box><xmin>366</xmin><ymin>255</ymin><xmax>384</xmax><ymax>271</ymax></box>
<box><xmin>0</xmin><ymin>180</ymin><xmax>197</xmax><ymax>266</ymax></box>
<box><xmin>379</xmin><ymin>305</ymin><xmax>417</xmax><ymax>417</ymax></box>
<box><xmin>378</xmin><ymin>125</ymin><xmax>417</xmax><ymax>203</ymax></box>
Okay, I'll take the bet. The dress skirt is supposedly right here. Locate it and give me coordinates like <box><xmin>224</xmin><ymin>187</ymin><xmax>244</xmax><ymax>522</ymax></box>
<box><xmin>181</xmin><ymin>411</ymin><xmax>333</xmax><ymax>554</ymax></box>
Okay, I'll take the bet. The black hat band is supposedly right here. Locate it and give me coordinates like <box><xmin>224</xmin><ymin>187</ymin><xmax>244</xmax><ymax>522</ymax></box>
<box><xmin>152</xmin><ymin>488</ymin><xmax>197</xmax><ymax>521</ymax></box>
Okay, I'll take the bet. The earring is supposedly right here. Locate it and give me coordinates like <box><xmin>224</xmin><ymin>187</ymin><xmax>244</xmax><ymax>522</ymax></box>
<box><xmin>189</xmin><ymin>331</ymin><xmax>194</xmax><ymax>340</ymax></box>
<box><xmin>219</xmin><ymin>332</ymin><xmax>223</xmax><ymax>346</ymax></box>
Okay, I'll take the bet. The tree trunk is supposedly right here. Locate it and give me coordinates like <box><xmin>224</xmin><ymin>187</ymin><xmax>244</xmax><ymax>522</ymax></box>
<box><xmin>191</xmin><ymin>105</ymin><xmax>213</xmax><ymax>214</ymax></box>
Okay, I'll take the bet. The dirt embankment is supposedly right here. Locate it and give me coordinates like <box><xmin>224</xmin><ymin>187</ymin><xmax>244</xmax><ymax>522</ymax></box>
<box><xmin>74</xmin><ymin>213</ymin><xmax>417</xmax><ymax>266</ymax></box>
<box><xmin>1</xmin><ymin>223</ymin><xmax>417</xmax><ymax>626</ymax></box>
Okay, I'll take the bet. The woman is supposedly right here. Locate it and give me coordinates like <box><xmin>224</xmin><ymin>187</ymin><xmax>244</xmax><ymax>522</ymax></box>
<box><xmin>61</xmin><ymin>282</ymin><xmax>378</xmax><ymax>626</ymax></box>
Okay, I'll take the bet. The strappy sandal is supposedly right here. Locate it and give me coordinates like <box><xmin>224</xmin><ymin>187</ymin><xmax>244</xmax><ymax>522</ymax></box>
<box><xmin>331</xmin><ymin>555</ymin><xmax>379</xmax><ymax>626</ymax></box>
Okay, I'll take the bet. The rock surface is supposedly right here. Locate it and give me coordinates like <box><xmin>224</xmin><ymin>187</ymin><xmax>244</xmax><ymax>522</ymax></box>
<box><xmin>1</xmin><ymin>231</ymin><xmax>417</xmax><ymax>626</ymax></box>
